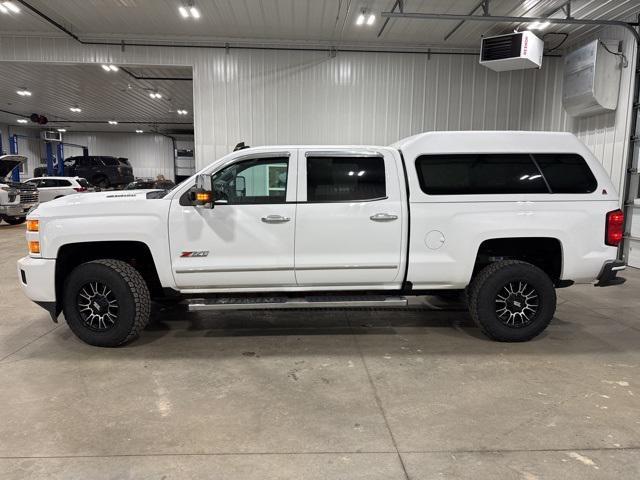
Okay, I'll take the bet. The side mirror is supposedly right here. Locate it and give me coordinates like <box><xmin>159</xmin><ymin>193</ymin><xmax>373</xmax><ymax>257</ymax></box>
<box><xmin>194</xmin><ymin>174</ymin><xmax>214</xmax><ymax>208</ymax></box>
<box><xmin>235</xmin><ymin>175</ymin><xmax>246</xmax><ymax>197</ymax></box>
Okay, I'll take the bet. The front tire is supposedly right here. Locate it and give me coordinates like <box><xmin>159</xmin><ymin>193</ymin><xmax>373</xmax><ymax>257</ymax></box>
<box><xmin>4</xmin><ymin>216</ymin><xmax>26</xmax><ymax>225</ymax></box>
<box><xmin>468</xmin><ymin>260</ymin><xmax>556</xmax><ymax>342</ymax></box>
<box><xmin>62</xmin><ymin>259</ymin><xmax>151</xmax><ymax>347</ymax></box>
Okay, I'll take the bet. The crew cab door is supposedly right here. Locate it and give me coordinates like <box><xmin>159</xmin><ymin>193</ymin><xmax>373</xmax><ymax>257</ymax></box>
<box><xmin>168</xmin><ymin>150</ymin><xmax>297</xmax><ymax>290</ymax></box>
<box><xmin>294</xmin><ymin>149</ymin><xmax>405</xmax><ymax>287</ymax></box>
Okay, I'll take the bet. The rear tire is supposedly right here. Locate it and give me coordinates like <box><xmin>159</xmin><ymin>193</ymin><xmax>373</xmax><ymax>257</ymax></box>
<box><xmin>92</xmin><ymin>175</ymin><xmax>110</xmax><ymax>189</ymax></box>
<box><xmin>4</xmin><ymin>216</ymin><xmax>26</xmax><ymax>225</ymax></box>
<box><xmin>468</xmin><ymin>260</ymin><xmax>556</xmax><ymax>342</ymax></box>
<box><xmin>62</xmin><ymin>259</ymin><xmax>151</xmax><ymax>347</ymax></box>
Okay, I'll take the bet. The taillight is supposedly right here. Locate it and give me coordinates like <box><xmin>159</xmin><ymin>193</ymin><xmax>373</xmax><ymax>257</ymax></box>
<box><xmin>605</xmin><ymin>209</ymin><xmax>624</xmax><ymax>246</ymax></box>
<box><xmin>74</xmin><ymin>187</ymin><xmax>87</xmax><ymax>192</ymax></box>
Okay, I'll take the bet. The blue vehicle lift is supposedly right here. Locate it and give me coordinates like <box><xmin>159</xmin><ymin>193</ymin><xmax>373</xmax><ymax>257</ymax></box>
<box><xmin>0</xmin><ymin>131</ymin><xmax>21</xmax><ymax>181</ymax></box>
<box><xmin>46</xmin><ymin>141</ymin><xmax>88</xmax><ymax>176</ymax></box>
<box><xmin>9</xmin><ymin>134</ymin><xmax>20</xmax><ymax>182</ymax></box>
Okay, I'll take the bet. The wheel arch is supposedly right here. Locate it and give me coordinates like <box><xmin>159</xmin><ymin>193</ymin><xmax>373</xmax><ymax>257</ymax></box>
<box><xmin>55</xmin><ymin>241</ymin><xmax>163</xmax><ymax>306</ymax></box>
<box><xmin>472</xmin><ymin>237</ymin><xmax>564</xmax><ymax>286</ymax></box>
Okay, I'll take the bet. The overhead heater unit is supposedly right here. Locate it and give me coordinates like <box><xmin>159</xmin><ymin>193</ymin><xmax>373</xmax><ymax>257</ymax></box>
<box><xmin>480</xmin><ymin>31</ymin><xmax>544</xmax><ymax>72</ymax></box>
<box><xmin>41</xmin><ymin>130</ymin><xmax>62</xmax><ymax>142</ymax></box>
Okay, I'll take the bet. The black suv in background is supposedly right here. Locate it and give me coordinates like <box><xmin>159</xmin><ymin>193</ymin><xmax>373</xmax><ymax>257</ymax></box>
<box><xmin>34</xmin><ymin>156</ymin><xmax>134</xmax><ymax>189</ymax></box>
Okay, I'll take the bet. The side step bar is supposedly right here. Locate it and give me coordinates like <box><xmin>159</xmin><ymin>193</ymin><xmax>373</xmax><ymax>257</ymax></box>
<box><xmin>187</xmin><ymin>295</ymin><xmax>408</xmax><ymax>311</ymax></box>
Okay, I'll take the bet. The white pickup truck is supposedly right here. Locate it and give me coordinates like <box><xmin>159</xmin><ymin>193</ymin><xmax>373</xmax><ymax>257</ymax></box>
<box><xmin>18</xmin><ymin>131</ymin><xmax>626</xmax><ymax>347</ymax></box>
<box><xmin>1</xmin><ymin>155</ymin><xmax>39</xmax><ymax>225</ymax></box>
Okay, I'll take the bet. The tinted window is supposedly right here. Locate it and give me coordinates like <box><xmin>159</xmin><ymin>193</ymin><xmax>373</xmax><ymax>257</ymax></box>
<box><xmin>212</xmin><ymin>157</ymin><xmax>288</xmax><ymax>204</ymax></box>
<box><xmin>39</xmin><ymin>179</ymin><xmax>57</xmax><ymax>188</ymax></box>
<box><xmin>99</xmin><ymin>157</ymin><xmax>120</xmax><ymax>166</ymax></box>
<box><xmin>306</xmin><ymin>156</ymin><xmax>386</xmax><ymax>202</ymax></box>
<box><xmin>77</xmin><ymin>179</ymin><xmax>91</xmax><ymax>188</ymax></box>
<box><xmin>533</xmin><ymin>154</ymin><xmax>597</xmax><ymax>193</ymax></box>
<box><xmin>55</xmin><ymin>179</ymin><xmax>72</xmax><ymax>187</ymax></box>
<box><xmin>415</xmin><ymin>154</ymin><xmax>548</xmax><ymax>195</ymax></box>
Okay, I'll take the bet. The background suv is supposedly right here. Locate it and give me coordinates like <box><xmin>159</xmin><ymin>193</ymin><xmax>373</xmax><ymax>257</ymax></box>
<box><xmin>34</xmin><ymin>156</ymin><xmax>134</xmax><ymax>189</ymax></box>
<box><xmin>26</xmin><ymin>176</ymin><xmax>92</xmax><ymax>202</ymax></box>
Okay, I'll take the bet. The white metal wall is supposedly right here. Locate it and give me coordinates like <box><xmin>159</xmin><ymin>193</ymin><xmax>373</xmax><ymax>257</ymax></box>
<box><xmin>63</xmin><ymin>132</ymin><xmax>175</xmax><ymax>179</ymax></box>
<box><xmin>0</xmin><ymin>32</ymin><xmax>634</xmax><ymax>194</ymax></box>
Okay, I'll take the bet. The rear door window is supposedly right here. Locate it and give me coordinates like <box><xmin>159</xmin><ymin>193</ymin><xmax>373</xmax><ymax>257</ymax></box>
<box><xmin>415</xmin><ymin>154</ymin><xmax>547</xmax><ymax>195</ymax></box>
<box><xmin>306</xmin><ymin>156</ymin><xmax>386</xmax><ymax>202</ymax></box>
<box><xmin>99</xmin><ymin>157</ymin><xmax>120</xmax><ymax>166</ymax></box>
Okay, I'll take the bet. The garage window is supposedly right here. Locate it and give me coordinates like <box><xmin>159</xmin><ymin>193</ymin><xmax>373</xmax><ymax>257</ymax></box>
<box><xmin>306</xmin><ymin>156</ymin><xmax>386</xmax><ymax>202</ymax></box>
<box><xmin>416</xmin><ymin>154</ymin><xmax>548</xmax><ymax>195</ymax></box>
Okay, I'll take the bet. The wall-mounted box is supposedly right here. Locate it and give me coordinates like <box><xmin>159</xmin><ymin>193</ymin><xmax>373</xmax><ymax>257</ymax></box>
<box><xmin>563</xmin><ymin>39</ymin><xmax>623</xmax><ymax>118</ymax></box>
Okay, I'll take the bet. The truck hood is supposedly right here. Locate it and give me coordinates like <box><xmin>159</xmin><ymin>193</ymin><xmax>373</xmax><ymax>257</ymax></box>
<box><xmin>32</xmin><ymin>189</ymin><xmax>167</xmax><ymax>217</ymax></box>
<box><xmin>0</xmin><ymin>155</ymin><xmax>27</xmax><ymax>178</ymax></box>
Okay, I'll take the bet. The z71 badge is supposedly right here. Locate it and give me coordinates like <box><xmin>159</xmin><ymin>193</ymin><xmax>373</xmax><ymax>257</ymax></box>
<box><xmin>180</xmin><ymin>251</ymin><xmax>209</xmax><ymax>258</ymax></box>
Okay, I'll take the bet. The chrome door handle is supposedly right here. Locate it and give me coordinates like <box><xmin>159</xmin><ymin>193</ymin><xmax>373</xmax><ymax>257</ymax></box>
<box><xmin>370</xmin><ymin>213</ymin><xmax>398</xmax><ymax>222</ymax></box>
<box><xmin>261</xmin><ymin>214</ymin><xmax>290</xmax><ymax>223</ymax></box>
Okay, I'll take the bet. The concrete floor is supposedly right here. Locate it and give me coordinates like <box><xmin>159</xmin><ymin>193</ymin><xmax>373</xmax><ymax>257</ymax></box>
<box><xmin>1</xmin><ymin>223</ymin><xmax>640</xmax><ymax>480</ymax></box>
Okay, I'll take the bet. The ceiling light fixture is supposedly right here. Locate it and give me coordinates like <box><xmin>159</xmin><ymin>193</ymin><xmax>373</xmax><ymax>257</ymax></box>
<box><xmin>69</xmin><ymin>107</ymin><xmax>82</xmax><ymax>113</ymax></box>
<box><xmin>149</xmin><ymin>92</ymin><xmax>162</xmax><ymax>99</ymax></box>
<box><xmin>135</xmin><ymin>129</ymin><xmax>144</xmax><ymax>133</ymax></box>
<box><xmin>17</xmin><ymin>119</ymin><xmax>27</xmax><ymax>124</ymax></box>
<box><xmin>177</xmin><ymin>109</ymin><xmax>188</xmax><ymax>115</ymax></box>
<box><xmin>0</xmin><ymin>4</ymin><xmax>8</xmax><ymax>14</ymax></box>
<box><xmin>108</xmin><ymin>120</ymin><xmax>118</xmax><ymax>125</ymax></box>
<box><xmin>57</xmin><ymin>128</ymin><xmax>67</xmax><ymax>133</ymax></box>
<box><xmin>3</xmin><ymin>2</ymin><xmax>20</xmax><ymax>13</ymax></box>
<box><xmin>16</xmin><ymin>88</ymin><xmax>31</xmax><ymax>96</ymax></box>
<box><xmin>102</xmin><ymin>64</ymin><xmax>119</xmax><ymax>72</ymax></box>
<box><xmin>179</xmin><ymin>2</ymin><xmax>200</xmax><ymax>19</ymax></box>
<box><xmin>356</xmin><ymin>9</ymin><xmax>375</xmax><ymax>26</ymax></box>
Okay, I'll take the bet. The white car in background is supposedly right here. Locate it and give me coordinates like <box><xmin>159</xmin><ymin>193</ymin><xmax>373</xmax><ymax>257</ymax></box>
<box><xmin>25</xmin><ymin>176</ymin><xmax>92</xmax><ymax>202</ymax></box>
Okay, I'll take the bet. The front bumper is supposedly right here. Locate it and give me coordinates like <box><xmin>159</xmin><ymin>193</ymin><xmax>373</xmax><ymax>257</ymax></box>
<box><xmin>595</xmin><ymin>260</ymin><xmax>626</xmax><ymax>287</ymax></box>
<box><xmin>0</xmin><ymin>203</ymin><xmax>34</xmax><ymax>217</ymax></box>
<box><xmin>17</xmin><ymin>256</ymin><xmax>59</xmax><ymax>320</ymax></box>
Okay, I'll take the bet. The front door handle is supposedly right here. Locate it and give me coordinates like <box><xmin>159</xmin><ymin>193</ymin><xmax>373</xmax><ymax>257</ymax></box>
<box><xmin>370</xmin><ymin>213</ymin><xmax>398</xmax><ymax>222</ymax></box>
<box><xmin>261</xmin><ymin>214</ymin><xmax>291</xmax><ymax>223</ymax></box>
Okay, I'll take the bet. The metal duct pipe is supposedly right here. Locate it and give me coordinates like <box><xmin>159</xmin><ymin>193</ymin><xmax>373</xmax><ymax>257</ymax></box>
<box><xmin>380</xmin><ymin>11</ymin><xmax>640</xmax><ymax>43</ymax></box>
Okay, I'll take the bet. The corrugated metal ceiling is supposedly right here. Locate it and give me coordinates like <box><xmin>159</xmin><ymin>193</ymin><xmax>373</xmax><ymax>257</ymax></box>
<box><xmin>0</xmin><ymin>62</ymin><xmax>193</xmax><ymax>133</ymax></box>
<box><xmin>1</xmin><ymin>0</ymin><xmax>638</xmax><ymax>50</ymax></box>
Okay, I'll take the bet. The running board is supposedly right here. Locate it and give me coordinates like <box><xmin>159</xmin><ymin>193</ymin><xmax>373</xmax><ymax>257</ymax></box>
<box><xmin>187</xmin><ymin>295</ymin><xmax>408</xmax><ymax>311</ymax></box>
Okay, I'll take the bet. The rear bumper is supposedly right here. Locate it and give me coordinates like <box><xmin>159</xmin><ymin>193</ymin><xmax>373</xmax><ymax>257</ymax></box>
<box><xmin>595</xmin><ymin>260</ymin><xmax>626</xmax><ymax>287</ymax></box>
<box><xmin>17</xmin><ymin>256</ymin><xmax>58</xmax><ymax>319</ymax></box>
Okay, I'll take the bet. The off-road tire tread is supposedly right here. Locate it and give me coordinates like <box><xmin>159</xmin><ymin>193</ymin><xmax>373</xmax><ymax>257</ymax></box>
<box><xmin>468</xmin><ymin>260</ymin><xmax>554</xmax><ymax>342</ymax></box>
<box><xmin>88</xmin><ymin>259</ymin><xmax>150</xmax><ymax>345</ymax></box>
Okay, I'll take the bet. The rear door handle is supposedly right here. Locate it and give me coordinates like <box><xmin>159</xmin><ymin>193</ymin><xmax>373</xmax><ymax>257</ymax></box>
<box><xmin>261</xmin><ymin>214</ymin><xmax>290</xmax><ymax>223</ymax></box>
<box><xmin>370</xmin><ymin>213</ymin><xmax>398</xmax><ymax>222</ymax></box>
